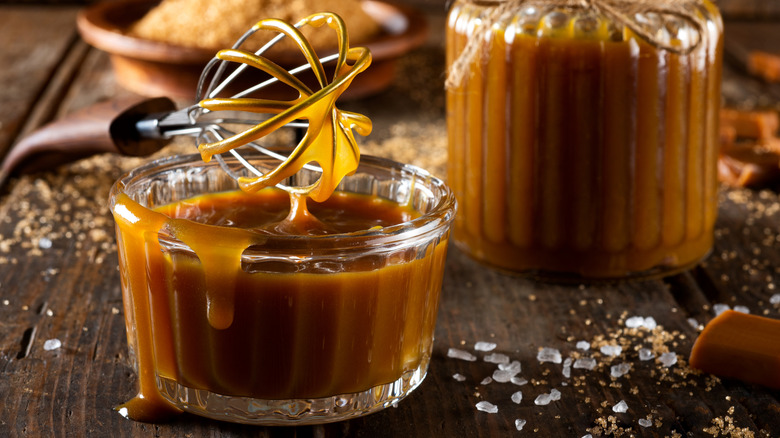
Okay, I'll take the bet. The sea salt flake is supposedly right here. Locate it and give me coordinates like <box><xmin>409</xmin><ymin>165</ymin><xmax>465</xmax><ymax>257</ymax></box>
<box><xmin>515</xmin><ymin>419</ymin><xmax>527</xmax><ymax>431</ymax></box>
<box><xmin>511</xmin><ymin>376</ymin><xmax>528</xmax><ymax>386</ymax></box>
<box><xmin>770</xmin><ymin>293</ymin><xmax>780</xmax><ymax>305</ymax></box>
<box><xmin>493</xmin><ymin>369</ymin><xmax>515</xmax><ymax>383</ymax></box>
<box><xmin>600</xmin><ymin>345</ymin><xmax>622</xmax><ymax>357</ymax></box>
<box><xmin>498</xmin><ymin>360</ymin><xmax>521</xmax><ymax>374</ymax></box>
<box><xmin>476</xmin><ymin>401</ymin><xmax>498</xmax><ymax>413</ymax></box>
<box><xmin>639</xmin><ymin>348</ymin><xmax>656</xmax><ymax>361</ymax></box>
<box><xmin>659</xmin><ymin>352</ymin><xmax>677</xmax><ymax>367</ymax></box>
<box><xmin>610</xmin><ymin>362</ymin><xmax>631</xmax><ymax>378</ymax></box>
<box><xmin>733</xmin><ymin>305</ymin><xmax>750</xmax><ymax>314</ymax></box>
<box><xmin>638</xmin><ymin>418</ymin><xmax>652</xmax><ymax>427</ymax></box>
<box><xmin>713</xmin><ymin>303</ymin><xmax>730</xmax><ymax>316</ymax></box>
<box><xmin>448</xmin><ymin>348</ymin><xmax>477</xmax><ymax>362</ymax></box>
<box><xmin>576</xmin><ymin>340</ymin><xmax>590</xmax><ymax>350</ymax></box>
<box><xmin>511</xmin><ymin>391</ymin><xmax>523</xmax><ymax>404</ymax></box>
<box><xmin>573</xmin><ymin>357</ymin><xmax>597</xmax><ymax>370</ymax></box>
<box><xmin>453</xmin><ymin>373</ymin><xmax>466</xmax><ymax>382</ymax></box>
<box><xmin>625</xmin><ymin>316</ymin><xmax>645</xmax><ymax>328</ymax></box>
<box><xmin>537</xmin><ymin>347</ymin><xmax>562</xmax><ymax>364</ymax></box>
<box><xmin>481</xmin><ymin>377</ymin><xmax>493</xmax><ymax>385</ymax></box>
<box><xmin>534</xmin><ymin>393</ymin><xmax>553</xmax><ymax>406</ymax></box>
<box><xmin>484</xmin><ymin>353</ymin><xmax>510</xmax><ymax>364</ymax></box>
<box><xmin>475</xmin><ymin>341</ymin><xmax>497</xmax><ymax>352</ymax></box>
<box><xmin>612</xmin><ymin>400</ymin><xmax>629</xmax><ymax>413</ymax></box>
<box><xmin>562</xmin><ymin>357</ymin><xmax>572</xmax><ymax>378</ymax></box>
<box><xmin>43</xmin><ymin>338</ymin><xmax>61</xmax><ymax>351</ymax></box>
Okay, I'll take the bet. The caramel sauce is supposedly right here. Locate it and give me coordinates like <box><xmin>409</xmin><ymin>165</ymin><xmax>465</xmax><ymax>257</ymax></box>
<box><xmin>113</xmin><ymin>188</ymin><xmax>446</xmax><ymax>421</ymax></box>
<box><xmin>446</xmin><ymin>3</ymin><xmax>723</xmax><ymax>278</ymax></box>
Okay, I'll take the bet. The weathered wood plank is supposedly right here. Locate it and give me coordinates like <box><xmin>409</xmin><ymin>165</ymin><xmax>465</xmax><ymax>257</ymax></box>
<box><xmin>0</xmin><ymin>6</ymin><xmax>81</xmax><ymax>162</ymax></box>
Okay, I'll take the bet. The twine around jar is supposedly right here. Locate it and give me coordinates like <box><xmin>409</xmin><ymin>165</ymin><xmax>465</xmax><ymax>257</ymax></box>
<box><xmin>445</xmin><ymin>0</ymin><xmax>708</xmax><ymax>89</ymax></box>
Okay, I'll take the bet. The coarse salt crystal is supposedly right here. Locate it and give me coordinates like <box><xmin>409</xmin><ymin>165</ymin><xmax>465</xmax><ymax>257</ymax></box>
<box><xmin>600</xmin><ymin>345</ymin><xmax>622</xmax><ymax>357</ymax></box>
<box><xmin>475</xmin><ymin>341</ymin><xmax>497</xmax><ymax>352</ymax></box>
<box><xmin>659</xmin><ymin>352</ymin><xmax>677</xmax><ymax>367</ymax></box>
<box><xmin>484</xmin><ymin>353</ymin><xmax>510</xmax><ymax>364</ymax></box>
<box><xmin>493</xmin><ymin>369</ymin><xmax>515</xmax><ymax>383</ymax></box>
<box><xmin>515</xmin><ymin>419</ymin><xmax>527</xmax><ymax>431</ymax></box>
<box><xmin>537</xmin><ymin>347</ymin><xmax>562</xmax><ymax>364</ymax></box>
<box><xmin>576</xmin><ymin>340</ymin><xmax>590</xmax><ymax>350</ymax></box>
<box><xmin>687</xmin><ymin>318</ymin><xmax>699</xmax><ymax>329</ymax></box>
<box><xmin>476</xmin><ymin>401</ymin><xmax>498</xmax><ymax>413</ymax></box>
<box><xmin>582</xmin><ymin>435</ymin><xmax>593</xmax><ymax>438</ymax></box>
<box><xmin>612</xmin><ymin>400</ymin><xmax>629</xmax><ymax>413</ymax></box>
<box><xmin>447</xmin><ymin>348</ymin><xmax>477</xmax><ymax>362</ymax></box>
<box><xmin>481</xmin><ymin>377</ymin><xmax>493</xmax><ymax>385</ymax></box>
<box><xmin>625</xmin><ymin>316</ymin><xmax>645</xmax><ymax>328</ymax></box>
<box><xmin>638</xmin><ymin>418</ymin><xmax>652</xmax><ymax>427</ymax></box>
<box><xmin>498</xmin><ymin>360</ymin><xmax>521</xmax><ymax>374</ymax></box>
<box><xmin>573</xmin><ymin>357</ymin><xmax>597</xmax><ymax>370</ymax></box>
<box><xmin>511</xmin><ymin>376</ymin><xmax>528</xmax><ymax>386</ymax></box>
<box><xmin>453</xmin><ymin>373</ymin><xmax>466</xmax><ymax>382</ymax></box>
<box><xmin>43</xmin><ymin>338</ymin><xmax>61</xmax><ymax>351</ymax></box>
<box><xmin>770</xmin><ymin>293</ymin><xmax>780</xmax><ymax>305</ymax></box>
<box><xmin>639</xmin><ymin>348</ymin><xmax>656</xmax><ymax>361</ymax></box>
<box><xmin>511</xmin><ymin>391</ymin><xmax>523</xmax><ymax>404</ymax></box>
<box><xmin>562</xmin><ymin>357</ymin><xmax>572</xmax><ymax>378</ymax></box>
<box><xmin>713</xmin><ymin>303</ymin><xmax>730</xmax><ymax>316</ymax></box>
<box><xmin>534</xmin><ymin>393</ymin><xmax>552</xmax><ymax>406</ymax></box>
<box><xmin>733</xmin><ymin>305</ymin><xmax>750</xmax><ymax>314</ymax></box>
<box><xmin>642</xmin><ymin>317</ymin><xmax>657</xmax><ymax>329</ymax></box>
<box><xmin>610</xmin><ymin>362</ymin><xmax>631</xmax><ymax>378</ymax></box>
<box><xmin>38</xmin><ymin>238</ymin><xmax>52</xmax><ymax>249</ymax></box>
<box><xmin>549</xmin><ymin>389</ymin><xmax>561</xmax><ymax>401</ymax></box>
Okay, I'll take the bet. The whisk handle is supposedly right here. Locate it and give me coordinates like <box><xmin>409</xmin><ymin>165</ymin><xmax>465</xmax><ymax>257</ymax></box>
<box><xmin>0</xmin><ymin>96</ymin><xmax>176</xmax><ymax>179</ymax></box>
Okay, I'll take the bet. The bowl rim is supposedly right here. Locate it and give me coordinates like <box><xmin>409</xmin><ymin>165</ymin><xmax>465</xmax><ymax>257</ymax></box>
<box><xmin>77</xmin><ymin>0</ymin><xmax>429</xmax><ymax>64</ymax></box>
<box><xmin>109</xmin><ymin>153</ymin><xmax>456</xmax><ymax>255</ymax></box>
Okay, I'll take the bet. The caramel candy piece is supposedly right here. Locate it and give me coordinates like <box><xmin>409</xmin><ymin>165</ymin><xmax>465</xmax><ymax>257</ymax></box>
<box><xmin>690</xmin><ymin>310</ymin><xmax>780</xmax><ymax>390</ymax></box>
<box><xmin>720</xmin><ymin>108</ymin><xmax>779</xmax><ymax>141</ymax></box>
<box><xmin>748</xmin><ymin>51</ymin><xmax>780</xmax><ymax>83</ymax></box>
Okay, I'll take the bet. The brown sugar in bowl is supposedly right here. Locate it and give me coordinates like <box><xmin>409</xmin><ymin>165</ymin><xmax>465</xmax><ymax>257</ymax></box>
<box><xmin>77</xmin><ymin>0</ymin><xmax>428</xmax><ymax>100</ymax></box>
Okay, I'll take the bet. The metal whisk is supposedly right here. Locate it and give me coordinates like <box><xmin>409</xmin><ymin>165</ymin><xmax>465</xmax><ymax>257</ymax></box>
<box><xmin>159</xmin><ymin>12</ymin><xmax>373</xmax><ymax>202</ymax></box>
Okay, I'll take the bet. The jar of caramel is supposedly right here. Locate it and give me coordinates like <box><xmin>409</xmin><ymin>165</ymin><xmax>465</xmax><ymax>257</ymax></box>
<box><xmin>446</xmin><ymin>0</ymin><xmax>723</xmax><ymax>279</ymax></box>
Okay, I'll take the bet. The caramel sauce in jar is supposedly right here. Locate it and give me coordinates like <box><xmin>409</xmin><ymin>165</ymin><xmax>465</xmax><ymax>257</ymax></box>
<box><xmin>109</xmin><ymin>153</ymin><xmax>455</xmax><ymax>424</ymax></box>
<box><xmin>446</xmin><ymin>0</ymin><xmax>723</xmax><ymax>279</ymax></box>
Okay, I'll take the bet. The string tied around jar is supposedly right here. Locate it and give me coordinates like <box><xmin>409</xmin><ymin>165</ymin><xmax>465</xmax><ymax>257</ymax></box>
<box><xmin>446</xmin><ymin>0</ymin><xmax>710</xmax><ymax>89</ymax></box>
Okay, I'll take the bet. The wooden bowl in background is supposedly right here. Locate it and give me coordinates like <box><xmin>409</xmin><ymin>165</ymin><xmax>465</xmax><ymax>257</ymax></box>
<box><xmin>77</xmin><ymin>0</ymin><xmax>429</xmax><ymax>101</ymax></box>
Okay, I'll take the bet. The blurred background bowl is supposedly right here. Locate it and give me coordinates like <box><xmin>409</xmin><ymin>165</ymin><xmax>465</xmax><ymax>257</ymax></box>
<box><xmin>77</xmin><ymin>0</ymin><xmax>428</xmax><ymax>101</ymax></box>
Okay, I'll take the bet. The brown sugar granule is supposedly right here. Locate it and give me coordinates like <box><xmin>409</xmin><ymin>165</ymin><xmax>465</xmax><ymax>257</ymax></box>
<box><xmin>128</xmin><ymin>0</ymin><xmax>381</xmax><ymax>52</ymax></box>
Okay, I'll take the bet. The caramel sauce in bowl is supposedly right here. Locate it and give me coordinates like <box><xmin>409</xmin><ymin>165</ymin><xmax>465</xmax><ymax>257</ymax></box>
<box><xmin>108</xmin><ymin>152</ymin><xmax>455</xmax><ymax>424</ymax></box>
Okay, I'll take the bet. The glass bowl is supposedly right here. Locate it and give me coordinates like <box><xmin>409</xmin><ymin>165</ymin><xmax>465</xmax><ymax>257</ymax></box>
<box><xmin>109</xmin><ymin>152</ymin><xmax>456</xmax><ymax>425</ymax></box>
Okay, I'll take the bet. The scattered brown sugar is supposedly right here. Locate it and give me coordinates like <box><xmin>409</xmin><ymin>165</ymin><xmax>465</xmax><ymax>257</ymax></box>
<box><xmin>128</xmin><ymin>0</ymin><xmax>381</xmax><ymax>53</ymax></box>
<box><xmin>747</xmin><ymin>51</ymin><xmax>780</xmax><ymax>83</ymax></box>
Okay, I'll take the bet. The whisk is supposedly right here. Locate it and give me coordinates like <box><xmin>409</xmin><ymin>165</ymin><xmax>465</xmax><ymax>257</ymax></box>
<box><xmin>0</xmin><ymin>12</ymin><xmax>372</xmax><ymax>198</ymax></box>
<box><xmin>168</xmin><ymin>12</ymin><xmax>373</xmax><ymax>202</ymax></box>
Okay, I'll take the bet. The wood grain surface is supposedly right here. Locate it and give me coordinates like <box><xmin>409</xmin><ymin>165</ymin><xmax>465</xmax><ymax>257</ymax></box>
<box><xmin>1</xmin><ymin>4</ymin><xmax>779</xmax><ymax>438</ymax></box>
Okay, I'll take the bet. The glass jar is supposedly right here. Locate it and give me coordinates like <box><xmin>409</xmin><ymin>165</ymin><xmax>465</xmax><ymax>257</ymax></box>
<box><xmin>109</xmin><ymin>152</ymin><xmax>455</xmax><ymax>424</ymax></box>
<box><xmin>446</xmin><ymin>0</ymin><xmax>723</xmax><ymax>279</ymax></box>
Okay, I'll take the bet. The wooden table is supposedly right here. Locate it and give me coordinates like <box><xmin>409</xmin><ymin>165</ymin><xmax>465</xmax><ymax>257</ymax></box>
<box><xmin>1</xmin><ymin>4</ymin><xmax>779</xmax><ymax>437</ymax></box>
